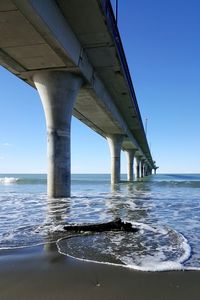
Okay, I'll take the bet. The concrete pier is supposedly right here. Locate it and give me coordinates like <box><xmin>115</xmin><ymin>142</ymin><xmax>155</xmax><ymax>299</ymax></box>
<box><xmin>107</xmin><ymin>134</ymin><xmax>124</xmax><ymax>184</ymax></box>
<box><xmin>144</xmin><ymin>163</ymin><xmax>148</xmax><ymax>176</ymax></box>
<box><xmin>140</xmin><ymin>160</ymin><xmax>144</xmax><ymax>178</ymax></box>
<box><xmin>33</xmin><ymin>71</ymin><xmax>83</xmax><ymax>198</ymax></box>
<box><xmin>135</xmin><ymin>156</ymin><xmax>140</xmax><ymax>179</ymax></box>
<box><xmin>126</xmin><ymin>149</ymin><xmax>137</xmax><ymax>181</ymax></box>
<box><xmin>0</xmin><ymin>1</ymin><xmax>157</xmax><ymax>195</ymax></box>
<box><xmin>145</xmin><ymin>164</ymin><xmax>151</xmax><ymax>176</ymax></box>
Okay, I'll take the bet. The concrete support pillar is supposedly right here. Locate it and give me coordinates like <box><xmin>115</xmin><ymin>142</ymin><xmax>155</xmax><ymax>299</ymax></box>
<box><xmin>147</xmin><ymin>166</ymin><xmax>152</xmax><ymax>176</ymax></box>
<box><xmin>146</xmin><ymin>165</ymin><xmax>150</xmax><ymax>176</ymax></box>
<box><xmin>143</xmin><ymin>161</ymin><xmax>148</xmax><ymax>176</ymax></box>
<box><xmin>135</xmin><ymin>156</ymin><xmax>140</xmax><ymax>179</ymax></box>
<box><xmin>144</xmin><ymin>163</ymin><xmax>147</xmax><ymax>176</ymax></box>
<box><xmin>147</xmin><ymin>167</ymin><xmax>151</xmax><ymax>176</ymax></box>
<box><xmin>125</xmin><ymin>149</ymin><xmax>136</xmax><ymax>181</ymax></box>
<box><xmin>107</xmin><ymin>134</ymin><xmax>124</xmax><ymax>184</ymax></box>
<box><xmin>33</xmin><ymin>71</ymin><xmax>83</xmax><ymax>198</ymax></box>
<box><xmin>140</xmin><ymin>160</ymin><xmax>144</xmax><ymax>178</ymax></box>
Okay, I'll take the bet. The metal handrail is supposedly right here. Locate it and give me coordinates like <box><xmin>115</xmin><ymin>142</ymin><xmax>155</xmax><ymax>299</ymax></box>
<box><xmin>100</xmin><ymin>0</ymin><xmax>155</xmax><ymax>166</ymax></box>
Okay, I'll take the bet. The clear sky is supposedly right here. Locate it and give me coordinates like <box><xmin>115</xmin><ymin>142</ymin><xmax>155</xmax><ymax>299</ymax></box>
<box><xmin>1</xmin><ymin>0</ymin><xmax>200</xmax><ymax>174</ymax></box>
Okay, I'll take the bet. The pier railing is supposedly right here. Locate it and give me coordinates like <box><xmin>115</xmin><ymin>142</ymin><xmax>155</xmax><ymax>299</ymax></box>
<box><xmin>99</xmin><ymin>0</ymin><xmax>154</xmax><ymax>164</ymax></box>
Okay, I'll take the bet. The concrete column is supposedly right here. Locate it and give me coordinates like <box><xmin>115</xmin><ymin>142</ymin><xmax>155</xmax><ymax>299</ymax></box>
<box><xmin>140</xmin><ymin>160</ymin><xmax>144</xmax><ymax>178</ymax></box>
<box><xmin>147</xmin><ymin>166</ymin><xmax>152</xmax><ymax>176</ymax></box>
<box><xmin>142</xmin><ymin>161</ymin><xmax>146</xmax><ymax>177</ymax></box>
<box><xmin>147</xmin><ymin>167</ymin><xmax>151</xmax><ymax>176</ymax></box>
<box><xmin>107</xmin><ymin>134</ymin><xmax>124</xmax><ymax>184</ymax></box>
<box><xmin>135</xmin><ymin>156</ymin><xmax>140</xmax><ymax>179</ymax></box>
<box><xmin>146</xmin><ymin>165</ymin><xmax>150</xmax><ymax>176</ymax></box>
<box><xmin>143</xmin><ymin>161</ymin><xmax>148</xmax><ymax>176</ymax></box>
<box><xmin>33</xmin><ymin>71</ymin><xmax>83</xmax><ymax>198</ymax></box>
<box><xmin>143</xmin><ymin>163</ymin><xmax>147</xmax><ymax>176</ymax></box>
<box><xmin>126</xmin><ymin>149</ymin><xmax>136</xmax><ymax>181</ymax></box>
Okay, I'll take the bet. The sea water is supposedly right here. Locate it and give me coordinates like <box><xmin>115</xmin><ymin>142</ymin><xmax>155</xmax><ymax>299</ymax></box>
<box><xmin>0</xmin><ymin>173</ymin><xmax>200</xmax><ymax>272</ymax></box>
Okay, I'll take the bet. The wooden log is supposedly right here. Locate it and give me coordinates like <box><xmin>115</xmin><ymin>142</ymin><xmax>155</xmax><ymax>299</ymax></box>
<box><xmin>63</xmin><ymin>218</ymin><xmax>138</xmax><ymax>233</ymax></box>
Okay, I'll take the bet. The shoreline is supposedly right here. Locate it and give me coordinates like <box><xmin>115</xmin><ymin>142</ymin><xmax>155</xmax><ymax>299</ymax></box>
<box><xmin>0</xmin><ymin>245</ymin><xmax>199</xmax><ymax>300</ymax></box>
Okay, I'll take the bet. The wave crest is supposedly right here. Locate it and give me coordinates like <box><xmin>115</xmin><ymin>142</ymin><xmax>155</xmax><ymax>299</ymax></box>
<box><xmin>153</xmin><ymin>180</ymin><xmax>200</xmax><ymax>188</ymax></box>
<box><xmin>0</xmin><ymin>177</ymin><xmax>19</xmax><ymax>184</ymax></box>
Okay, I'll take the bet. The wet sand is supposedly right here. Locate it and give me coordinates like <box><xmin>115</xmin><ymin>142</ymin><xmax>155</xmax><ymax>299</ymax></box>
<box><xmin>0</xmin><ymin>244</ymin><xmax>199</xmax><ymax>300</ymax></box>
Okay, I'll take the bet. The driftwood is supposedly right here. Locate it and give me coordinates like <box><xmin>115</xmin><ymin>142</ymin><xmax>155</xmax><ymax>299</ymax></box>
<box><xmin>63</xmin><ymin>218</ymin><xmax>138</xmax><ymax>233</ymax></box>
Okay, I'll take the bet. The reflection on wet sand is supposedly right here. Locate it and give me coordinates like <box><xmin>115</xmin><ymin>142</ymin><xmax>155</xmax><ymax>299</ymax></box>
<box><xmin>43</xmin><ymin>198</ymin><xmax>71</xmax><ymax>257</ymax></box>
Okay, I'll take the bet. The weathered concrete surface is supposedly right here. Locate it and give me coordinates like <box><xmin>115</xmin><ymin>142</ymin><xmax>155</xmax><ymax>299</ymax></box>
<box><xmin>107</xmin><ymin>134</ymin><xmax>124</xmax><ymax>184</ymax></box>
<box><xmin>33</xmin><ymin>71</ymin><xmax>83</xmax><ymax>197</ymax></box>
<box><xmin>134</xmin><ymin>156</ymin><xmax>141</xmax><ymax>179</ymax></box>
<box><xmin>126</xmin><ymin>149</ymin><xmax>137</xmax><ymax>181</ymax></box>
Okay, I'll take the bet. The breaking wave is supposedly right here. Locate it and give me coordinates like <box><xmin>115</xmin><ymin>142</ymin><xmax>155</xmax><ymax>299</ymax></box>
<box><xmin>0</xmin><ymin>176</ymin><xmax>46</xmax><ymax>185</ymax></box>
<box><xmin>0</xmin><ymin>177</ymin><xmax>20</xmax><ymax>184</ymax></box>
<box><xmin>152</xmin><ymin>180</ymin><xmax>200</xmax><ymax>188</ymax></box>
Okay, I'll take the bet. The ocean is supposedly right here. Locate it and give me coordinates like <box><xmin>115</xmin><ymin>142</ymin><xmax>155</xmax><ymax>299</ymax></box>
<box><xmin>0</xmin><ymin>173</ymin><xmax>200</xmax><ymax>272</ymax></box>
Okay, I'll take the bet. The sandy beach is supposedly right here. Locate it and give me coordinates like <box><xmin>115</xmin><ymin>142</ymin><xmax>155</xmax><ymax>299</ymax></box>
<box><xmin>0</xmin><ymin>244</ymin><xmax>199</xmax><ymax>300</ymax></box>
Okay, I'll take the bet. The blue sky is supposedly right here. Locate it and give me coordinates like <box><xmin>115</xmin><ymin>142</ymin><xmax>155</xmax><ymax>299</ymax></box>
<box><xmin>1</xmin><ymin>0</ymin><xmax>200</xmax><ymax>174</ymax></box>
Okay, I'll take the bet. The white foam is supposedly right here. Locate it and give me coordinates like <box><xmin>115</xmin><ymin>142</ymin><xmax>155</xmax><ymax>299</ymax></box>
<box><xmin>2</xmin><ymin>232</ymin><xmax>14</xmax><ymax>241</ymax></box>
<box><xmin>57</xmin><ymin>241</ymin><xmax>196</xmax><ymax>272</ymax></box>
<box><xmin>35</xmin><ymin>224</ymin><xmax>65</xmax><ymax>234</ymax></box>
<box><xmin>127</xmin><ymin>260</ymin><xmax>185</xmax><ymax>272</ymax></box>
<box><xmin>177</xmin><ymin>232</ymin><xmax>191</xmax><ymax>264</ymax></box>
<box><xmin>110</xmin><ymin>234</ymin><xmax>124</xmax><ymax>245</ymax></box>
<box><xmin>130</xmin><ymin>220</ymin><xmax>168</xmax><ymax>234</ymax></box>
<box><xmin>56</xmin><ymin>224</ymin><xmax>194</xmax><ymax>272</ymax></box>
<box><xmin>56</xmin><ymin>239</ymin><xmax>186</xmax><ymax>272</ymax></box>
<box><xmin>0</xmin><ymin>177</ymin><xmax>19</xmax><ymax>184</ymax></box>
<box><xmin>120</xmin><ymin>233</ymin><xmax>192</xmax><ymax>272</ymax></box>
